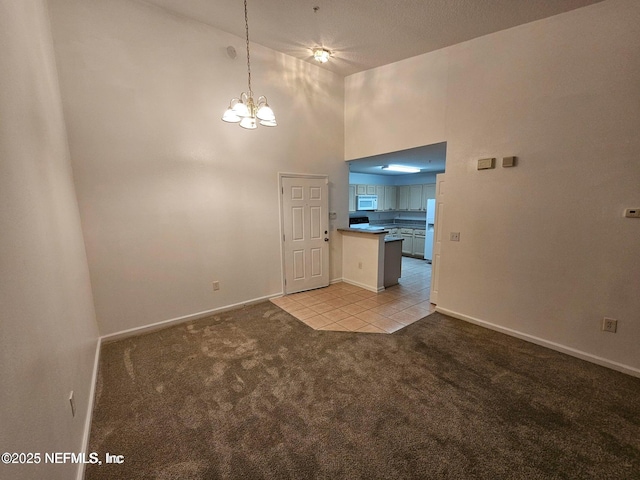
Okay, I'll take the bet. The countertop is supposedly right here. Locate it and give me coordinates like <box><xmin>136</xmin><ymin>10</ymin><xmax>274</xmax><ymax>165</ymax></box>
<box><xmin>338</xmin><ymin>227</ymin><xmax>387</xmax><ymax>234</ymax></box>
<box><xmin>384</xmin><ymin>236</ymin><xmax>404</xmax><ymax>243</ymax></box>
<box><xmin>337</xmin><ymin>228</ymin><xmax>404</xmax><ymax>243</ymax></box>
<box><xmin>371</xmin><ymin>223</ymin><xmax>428</xmax><ymax>230</ymax></box>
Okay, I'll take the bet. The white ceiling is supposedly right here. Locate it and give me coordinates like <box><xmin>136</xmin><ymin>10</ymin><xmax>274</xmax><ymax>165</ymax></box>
<box><xmin>348</xmin><ymin>143</ymin><xmax>447</xmax><ymax>176</ymax></box>
<box><xmin>140</xmin><ymin>0</ymin><xmax>604</xmax><ymax>77</ymax></box>
<box><xmin>139</xmin><ymin>0</ymin><xmax>603</xmax><ymax>174</ymax></box>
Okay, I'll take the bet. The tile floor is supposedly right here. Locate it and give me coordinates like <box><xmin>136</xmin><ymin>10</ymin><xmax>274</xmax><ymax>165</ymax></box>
<box><xmin>270</xmin><ymin>257</ymin><xmax>435</xmax><ymax>334</ymax></box>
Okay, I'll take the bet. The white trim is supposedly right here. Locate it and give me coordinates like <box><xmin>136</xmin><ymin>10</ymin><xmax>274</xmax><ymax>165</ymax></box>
<box><xmin>278</xmin><ymin>172</ymin><xmax>330</xmax><ymax>295</ymax></box>
<box><xmin>436</xmin><ymin>307</ymin><xmax>640</xmax><ymax>379</ymax></box>
<box><xmin>341</xmin><ymin>278</ymin><xmax>385</xmax><ymax>293</ymax></box>
<box><xmin>101</xmin><ymin>294</ymin><xmax>278</xmax><ymax>343</ymax></box>
<box><xmin>76</xmin><ymin>337</ymin><xmax>102</xmax><ymax>480</ymax></box>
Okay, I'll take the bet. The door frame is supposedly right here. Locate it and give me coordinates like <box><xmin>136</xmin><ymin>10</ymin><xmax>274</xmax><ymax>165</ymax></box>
<box><xmin>430</xmin><ymin>173</ymin><xmax>445</xmax><ymax>304</ymax></box>
<box><xmin>278</xmin><ymin>172</ymin><xmax>329</xmax><ymax>295</ymax></box>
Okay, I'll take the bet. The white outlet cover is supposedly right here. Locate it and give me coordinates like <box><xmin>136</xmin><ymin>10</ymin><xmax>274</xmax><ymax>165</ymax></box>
<box><xmin>624</xmin><ymin>208</ymin><xmax>640</xmax><ymax>218</ymax></box>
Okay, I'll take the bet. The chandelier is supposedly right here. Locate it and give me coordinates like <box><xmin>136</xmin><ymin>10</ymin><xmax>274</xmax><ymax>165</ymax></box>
<box><xmin>222</xmin><ymin>0</ymin><xmax>276</xmax><ymax>129</ymax></box>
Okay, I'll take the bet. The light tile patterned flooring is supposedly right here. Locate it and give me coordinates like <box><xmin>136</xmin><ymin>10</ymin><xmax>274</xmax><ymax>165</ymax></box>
<box><xmin>270</xmin><ymin>257</ymin><xmax>435</xmax><ymax>334</ymax></box>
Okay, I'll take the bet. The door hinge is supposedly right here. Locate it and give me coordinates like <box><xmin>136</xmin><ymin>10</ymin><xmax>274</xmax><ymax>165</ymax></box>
<box><xmin>283</xmin><ymin>234</ymin><xmax>285</xmax><ymax>242</ymax></box>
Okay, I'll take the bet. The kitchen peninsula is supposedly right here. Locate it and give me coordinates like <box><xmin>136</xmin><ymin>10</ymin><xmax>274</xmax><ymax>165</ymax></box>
<box><xmin>338</xmin><ymin>227</ymin><xmax>403</xmax><ymax>292</ymax></box>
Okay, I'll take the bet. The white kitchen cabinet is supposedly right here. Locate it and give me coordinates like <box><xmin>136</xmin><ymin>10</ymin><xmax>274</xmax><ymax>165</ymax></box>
<box><xmin>384</xmin><ymin>185</ymin><xmax>397</xmax><ymax>211</ymax></box>
<box><xmin>400</xmin><ymin>228</ymin><xmax>414</xmax><ymax>255</ymax></box>
<box><xmin>366</xmin><ymin>185</ymin><xmax>376</xmax><ymax>195</ymax></box>
<box><xmin>413</xmin><ymin>229</ymin><xmax>426</xmax><ymax>258</ymax></box>
<box><xmin>422</xmin><ymin>184</ymin><xmax>436</xmax><ymax>210</ymax></box>
<box><xmin>398</xmin><ymin>186</ymin><xmax>409</xmax><ymax>211</ymax></box>
<box><xmin>409</xmin><ymin>185</ymin><xmax>423</xmax><ymax>210</ymax></box>
<box><xmin>375</xmin><ymin>185</ymin><xmax>385</xmax><ymax>211</ymax></box>
<box><xmin>356</xmin><ymin>184</ymin><xmax>367</xmax><ymax>195</ymax></box>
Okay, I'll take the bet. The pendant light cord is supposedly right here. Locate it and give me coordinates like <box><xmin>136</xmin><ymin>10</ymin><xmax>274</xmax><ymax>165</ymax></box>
<box><xmin>244</xmin><ymin>0</ymin><xmax>252</xmax><ymax>98</ymax></box>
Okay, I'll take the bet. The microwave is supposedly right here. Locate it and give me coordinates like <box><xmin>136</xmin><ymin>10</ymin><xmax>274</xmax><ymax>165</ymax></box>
<box><xmin>356</xmin><ymin>195</ymin><xmax>378</xmax><ymax>211</ymax></box>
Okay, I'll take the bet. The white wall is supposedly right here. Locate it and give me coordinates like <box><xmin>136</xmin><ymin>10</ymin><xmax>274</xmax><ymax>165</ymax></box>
<box><xmin>0</xmin><ymin>1</ymin><xmax>100</xmax><ymax>479</ymax></box>
<box><xmin>48</xmin><ymin>0</ymin><xmax>346</xmax><ymax>336</ymax></box>
<box><xmin>345</xmin><ymin>0</ymin><xmax>640</xmax><ymax>374</ymax></box>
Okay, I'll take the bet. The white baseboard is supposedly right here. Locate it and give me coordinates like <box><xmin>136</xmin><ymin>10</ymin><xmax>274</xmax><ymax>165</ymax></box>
<box><xmin>341</xmin><ymin>278</ymin><xmax>384</xmax><ymax>293</ymax></box>
<box><xmin>436</xmin><ymin>307</ymin><xmax>640</xmax><ymax>379</ymax></box>
<box><xmin>76</xmin><ymin>337</ymin><xmax>102</xmax><ymax>480</ymax></box>
<box><xmin>101</xmin><ymin>294</ymin><xmax>279</xmax><ymax>343</ymax></box>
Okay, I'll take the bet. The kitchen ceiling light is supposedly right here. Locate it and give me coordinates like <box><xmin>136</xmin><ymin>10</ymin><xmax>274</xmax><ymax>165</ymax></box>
<box><xmin>222</xmin><ymin>0</ymin><xmax>276</xmax><ymax>129</ymax></box>
<box><xmin>313</xmin><ymin>48</ymin><xmax>331</xmax><ymax>63</ymax></box>
<box><xmin>381</xmin><ymin>165</ymin><xmax>421</xmax><ymax>173</ymax></box>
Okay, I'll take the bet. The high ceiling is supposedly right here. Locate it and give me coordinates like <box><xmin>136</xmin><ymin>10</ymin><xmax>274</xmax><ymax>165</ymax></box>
<box><xmin>139</xmin><ymin>0</ymin><xmax>604</xmax><ymax>175</ymax></box>
<box><xmin>140</xmin><ymin>0</ymin><xmax>604</xmax><ymax>77</ymax></box>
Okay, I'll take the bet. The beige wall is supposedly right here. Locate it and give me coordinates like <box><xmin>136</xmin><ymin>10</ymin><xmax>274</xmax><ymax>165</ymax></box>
<box><xmin>0</xmin><ymin>1</ymin><xmax>100</xmax><ymax>479</ymax></box>
<box><xmin>48</xmin><ymin>0</ymin><xmax>347</xmax><ymax>336</ymax></box>
<box><xmin>345</xmin><ymin>0</ymin><xmax>640</xmax><ymax>374</ymax></box>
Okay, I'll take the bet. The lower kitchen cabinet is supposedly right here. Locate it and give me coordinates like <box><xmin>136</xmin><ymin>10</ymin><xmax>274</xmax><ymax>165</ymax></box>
<box><xmin>400</xmin><ymin>227</ymin><xmax>425</xmax><ymax>258</ymax></box>
<box><xmin>414</xmin><ymin>229</ymin><xmax>425</xmax><ymax>257</ymax></box>
<box><xmin>401</xmin><ymin>228</ymin><xmax>414</xmax><ymax>255</ymax></box>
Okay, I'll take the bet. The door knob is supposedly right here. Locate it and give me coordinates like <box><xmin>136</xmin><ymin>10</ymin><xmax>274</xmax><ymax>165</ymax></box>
<box><xmin>324</xmin><ymin>238</ymin><xmax>329</xmax><ymax>242</ymax></box>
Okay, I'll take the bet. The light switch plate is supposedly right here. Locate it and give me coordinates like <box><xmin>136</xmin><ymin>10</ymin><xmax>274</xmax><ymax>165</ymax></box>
<box><xmin>450</xmin><ymin>232</ymin><xmax>460</xmax><ymax>242</ymax></box>
<box><xmin>477</xmin><ymin>158</ymin><xmax>495</xmax><ymax>170</ymax></box>
<box><xmin>502</xmin><ymin>156</ymin><xmax>516</xmax><ymax>167</ymax></box>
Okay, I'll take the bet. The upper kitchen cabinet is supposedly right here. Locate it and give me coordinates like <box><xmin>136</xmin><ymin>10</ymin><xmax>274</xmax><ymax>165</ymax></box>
<box><xmin>355</xmin><ymin>184</ymin><xmax>376</xmax><ymax>196</ymax></box>
<box><xmin>398</xmin><ymin>186</ymin><xmax>409</xmax><ymax>210</ymax></box>
<box><xmin>409</xmin><ymin>185</ymin><xmax>423</xmax><ymax>211</ymax></box>
<box><xmin>398</xmin><ymin>184</ymin><xmax>427</xmax><ymax>211</ymax></box>
<box><xmin>422</xmin><ymin>184</ymin><xmax>436</xmax><ymax>210</ymax></box>
<box><xmin>384</xmin><ymin>186</ymin><xmax>397</xmax><ymax>211</ymax></box>
<box><xmin>375</xmin><ymin>185</ymin><xmax>385</xmax><ymax>211</ymax></box>
<box><xmin>349</xmin><ymin>183</ymin><xmax>435</xmax><ymax>213</ymax></box>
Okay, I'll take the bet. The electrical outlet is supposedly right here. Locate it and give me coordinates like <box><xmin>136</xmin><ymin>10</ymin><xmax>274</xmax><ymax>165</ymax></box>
<box><xmin>602</xmin><ymin>317</ymin><xmax>617</xmax><ymax>333</ymax></box>
<box><xmin>450</xmin><ymin>232</ymin><xmax>460</xmax><ymax>242</ymax></box>
<box><xmin>358</xmin><ymin>262</ymin><xmax>363</xmax><ymax>269</ymax></box>
<box><xmin>69</xmin><ymin>391</ymin><xmax>76</xmax><ymax>417</ymax></box>
<box><xmin>212</xmin><ymin>281</ymin><xmax>220</xmax><ymax>291</ymax></box>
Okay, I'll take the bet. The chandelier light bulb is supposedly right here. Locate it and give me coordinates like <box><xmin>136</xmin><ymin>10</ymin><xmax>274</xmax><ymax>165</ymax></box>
<box><xmin>239</xmin><ymin>116</ymin><xmax>257</xmax><ymax>129</ymax></box>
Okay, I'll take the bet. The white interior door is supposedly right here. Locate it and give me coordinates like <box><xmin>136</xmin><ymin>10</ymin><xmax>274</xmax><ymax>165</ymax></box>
<box><xmin>281</xmin><ymin>175</ymin><xmax>330</xmax><ymax>294</ymax></box>
<box><xmin>430</xmin><ymin>173</ymin><xmax>445</xmax><ymax>304</ymax></box>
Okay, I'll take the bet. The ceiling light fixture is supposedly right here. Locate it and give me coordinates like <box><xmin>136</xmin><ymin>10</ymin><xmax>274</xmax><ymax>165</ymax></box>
<box><xmin>313</xmin><ymin>47</ymin><xmax>331</xmax><ymax>63</ymax></box>
<box><xmin>381</xmin><ymin>165</ymin><xmax>421</xmax><ymax>173</ymax></box>
<box><xmin>222</xmin><ymin>0</ymin><xmax>276</xmax><ymax>129</ymax></box>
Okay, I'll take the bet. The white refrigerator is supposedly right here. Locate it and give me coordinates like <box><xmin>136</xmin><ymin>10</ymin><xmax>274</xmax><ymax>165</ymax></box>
<box><xmin>424</xmin><ymin>199</ymin><xmax>435</xmax><ymax>261</ymax></box>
